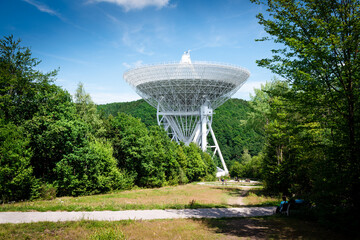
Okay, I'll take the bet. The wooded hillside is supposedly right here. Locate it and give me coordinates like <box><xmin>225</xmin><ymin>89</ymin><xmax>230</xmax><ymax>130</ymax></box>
<box><xmin>98</xmin><ymin>98</ymin><xmax>265</xmax><ymax>168</ymax></box>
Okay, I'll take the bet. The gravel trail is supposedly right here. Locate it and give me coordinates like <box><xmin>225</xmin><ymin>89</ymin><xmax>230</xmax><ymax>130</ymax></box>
<box><xmin>0</xmin><ymin>207</ymin><xmax>275</xmax><ymax>224</ymax></box>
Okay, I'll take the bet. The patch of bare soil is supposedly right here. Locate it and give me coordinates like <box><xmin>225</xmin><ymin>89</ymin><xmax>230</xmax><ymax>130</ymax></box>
<box><xmin>227</xmin><ymin>190</ymin><xmax>249</xmax><ymax>206</ymax></box>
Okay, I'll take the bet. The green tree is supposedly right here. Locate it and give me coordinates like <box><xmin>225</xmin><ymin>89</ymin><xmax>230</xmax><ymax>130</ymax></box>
<box><xmin>25</xmin><ymin>107</ymin><xmax>89</xmax><ymax>181</ymax></box>
<box><xmin>108</xmin><ymin>113</ymin><xmax>167</xmax><ymax>187</ymax></box>
<box><xmin>183</xmin><ymin>143</ymin><xmax>207</xmax><ymax>182</ymax></box>
<box><xmin>211</xmin><ymin>99</ymin><xmax>265</xmax><ymax>165</ymax></box>
<box><xmin>241</xmin><ymin>149</ymin><xmax>252</xmax><ymax>164</ymax></box>
<box><xmin>148</xmin><ymin>126</ymin><xmax>183</xmax><ymax>185</ymax></box>
<box><xmin>108</xmin><ymin>113</ymin><xmax>148</xmax><ymax>175</ymax></box>
<box><xmin>0</xmin><ymin>35</ymin><xmax>85</xmax><ymax>184</ymax></box>
<box><xmin>252</xmin><ymin>0</ymin><xmax>360</xmax><ymax>228</ymax></box>
<box><xmin>74</xmin><ymin>82</ymin><xmax>105</xmax><ymax>137</ymax></box>
<box><xmin>230</xmin><ymin>150</ymin><xmax>263</xmax><ymax>179</ymax></box>
<box><xmin>253</xmin><ymin>80</ymin><xmax>316</xmax><ymax>194</ymax></box>
<box><xmin>246</xmin><ymin>81</ymin><xmax>274</xmax><ymax>135</ymax></box>
<box><xmin>0</xmin><ymin>120</ymin><xmax>35</xmax><ymax>202</ymax></box>
<box><xmin>230</xmin><ymin>161</ymin><xmax>243</xmax><ymax>179</ymax></box>
<box><xmin>174</xmin><ymin>144</ymin><xmax>189</xmax><ymax>184</ymax></box>
<box><xmin>200</xmin><ymin>150</ymin><xmax>217</xmax><ymax>180</ymax></box>
<box><xmin>0</xmin><ymin>35</ymin><xmax>57</xmax><ymax>124</ymax></box>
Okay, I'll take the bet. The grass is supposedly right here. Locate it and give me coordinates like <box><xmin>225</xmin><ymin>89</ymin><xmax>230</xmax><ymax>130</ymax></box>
<box><xmin>0</xmin><ymin>183</ymin><xmax>280</xmax><ymax>212</ymax></box>
<box><xmin>0</xmin><ymin>182</ymin><xmax>352</xmax><ymax>239</ymax></box>
<box><xmin>0</xmin><ymin>216</ymin><xmax>350</xmax><ymax>240</ymax></box>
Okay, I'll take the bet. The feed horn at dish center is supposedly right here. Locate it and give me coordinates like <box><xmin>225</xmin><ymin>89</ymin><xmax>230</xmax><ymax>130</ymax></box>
<box><xmin>123</xmin><ymin>51</ymin><xmax>250</xmax><ymax>175</ymax></box>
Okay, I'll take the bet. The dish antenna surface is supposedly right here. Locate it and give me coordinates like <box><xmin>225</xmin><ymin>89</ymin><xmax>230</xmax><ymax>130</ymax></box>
<box><xmin>124</xmin><ymin>52</ymin><xmax>250</xmax><ymax>175</ymax></box>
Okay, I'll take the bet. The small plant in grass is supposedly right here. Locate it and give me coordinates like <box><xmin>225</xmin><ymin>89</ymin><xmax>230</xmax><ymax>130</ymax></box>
<box><xmin>39</xmin><ymin>183</ymin><xmax>57</xmax><ymax>200</ymax></box>
<box><xmin>29</xmin><ymin>182</ymin><xmax>57</xmax><ymax>201</ymax></box>
<box><xmin>189</xmin><ymin>199</ymin><xmax>200</xmax><ymax>209</ymax></box>
<box><xmin>90</xmin><ymin>228</ymin><xmax>125</xmax><ymax>240</ymax></box>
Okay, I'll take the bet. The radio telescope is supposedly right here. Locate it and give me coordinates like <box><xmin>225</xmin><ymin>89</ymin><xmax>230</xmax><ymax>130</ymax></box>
<box><xmin>124</xmin><ymin>51</ymin><xmax>250</xmax><ymax>175</ymax></box>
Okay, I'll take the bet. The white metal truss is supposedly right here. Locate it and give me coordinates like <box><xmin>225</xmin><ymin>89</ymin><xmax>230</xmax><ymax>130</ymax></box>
<box><xmin>123</xmin><ymin>52</ymin><xmax>250</xmax><ymax>174</ymax></box>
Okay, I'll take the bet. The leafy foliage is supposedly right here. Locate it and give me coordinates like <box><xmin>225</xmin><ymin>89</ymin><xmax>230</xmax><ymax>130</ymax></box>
<box><xmin>0</xmin><ymin>120</ymin><xmax>35</xmax><ymax>202</ymax></box>
<box><xmin>55</xmin><ymin>140</ymin><xmax>124</xmax><ymax>196</ymax></box>
<box><xmin>75</xmin><ymin>82</ymin><xmax>105</xmax><ymax>137</ymax></box>
<box><xmin>251</xmin><ymin>0</ymin><xmax>360</xmax><ymax>232</ymax></box>
<box><xmin>230</xmin><ymin>149</ymin><xmax>263</xmax><ymax>179</ymax></box>
<box><xmin>0</xmin><ymin>35</ymin><xmax>57</xmax><ymax>124</ymax></box>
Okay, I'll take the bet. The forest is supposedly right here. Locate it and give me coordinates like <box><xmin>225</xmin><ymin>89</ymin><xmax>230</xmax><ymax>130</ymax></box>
<box><xmin>0</xmin><ymin>35</ymin><xmax>217</xmax><ymax>202</ymax></box>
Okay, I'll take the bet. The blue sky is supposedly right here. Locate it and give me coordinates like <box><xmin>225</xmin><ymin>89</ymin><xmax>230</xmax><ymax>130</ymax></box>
<box><xmin>1</xmin><ymin>0</ymin><xmax>276</xmax><ymax>104</ymax></box>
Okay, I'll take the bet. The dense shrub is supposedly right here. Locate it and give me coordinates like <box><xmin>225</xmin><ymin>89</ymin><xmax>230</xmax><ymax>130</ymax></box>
<box><xmin>55</xmin><ymin>140</ymin><xmax>124</xmax><ymax>196</ymax></box>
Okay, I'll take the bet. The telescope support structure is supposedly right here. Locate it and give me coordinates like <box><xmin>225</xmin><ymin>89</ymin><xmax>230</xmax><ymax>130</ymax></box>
<box><xmin>157</xmin><ymin>101</ymin><xmax>229</xmax><ymax>174</ymax></box>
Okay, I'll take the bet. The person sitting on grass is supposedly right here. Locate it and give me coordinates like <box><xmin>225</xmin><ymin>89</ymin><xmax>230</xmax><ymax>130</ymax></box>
<box><xmin>276</xmin><ymin>195</ymin><xmax>288</xmax><ymax>214</ymax></box>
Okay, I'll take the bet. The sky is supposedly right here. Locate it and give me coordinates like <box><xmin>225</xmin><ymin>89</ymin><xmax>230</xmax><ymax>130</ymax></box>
<box><xmin>1</xmin><ymin>0</ymin><xmax>277</xmax><ymax>104</ymax></box>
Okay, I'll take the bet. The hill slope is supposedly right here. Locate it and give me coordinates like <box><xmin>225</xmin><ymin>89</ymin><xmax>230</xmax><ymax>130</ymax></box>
<box><xmin>98</xmin><ymin>99</ymin><xmax>157</xmax><ymax>127</ymax></box>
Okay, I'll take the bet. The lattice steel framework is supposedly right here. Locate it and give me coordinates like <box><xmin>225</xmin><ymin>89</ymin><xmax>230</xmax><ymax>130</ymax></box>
<box><xmin>124</xmin><ymin>52</ymin><xmax>250</xmax><ymax>175</ymax></box>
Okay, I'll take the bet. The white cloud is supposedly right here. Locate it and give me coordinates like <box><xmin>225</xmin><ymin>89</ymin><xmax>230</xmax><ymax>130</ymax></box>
<box><xmin>23</xmin><ymin>0</ymin><xmax>63</xmax><ymax>19</ymax></box>
<box><xmin>23</xmin><ymin>0</ymin><xmax>88</xmax><ymax>31</ymax></box>
<box><xmin>90</xmin><ymin>0</ymin><xmax>170</xmax><ymax>11</ymax></box>
<box><xmin>104</xmin><ymin>13</ymin><xmax>121</xmax><ymax>23</ymax></box>
<box><xmin>122</xmin><ymin>27</ymin><xmax>154</xmax><ymax>55</ymax></box>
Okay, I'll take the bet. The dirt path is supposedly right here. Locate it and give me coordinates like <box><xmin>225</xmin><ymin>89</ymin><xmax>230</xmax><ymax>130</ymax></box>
<box><xmin>227</xmin><ymin>189</ymin><xmax>249</xmax><ymax>206</ymax></box>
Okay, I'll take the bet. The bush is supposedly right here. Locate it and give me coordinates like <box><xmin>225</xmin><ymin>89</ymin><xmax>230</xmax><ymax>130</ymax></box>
<box><xmin>31</xmin><ymin>182</ymin><xmax>57</xmax><ymax>200</ymax></box>
<box><xmin>55</xmin><ymin>140</ymin><xmax>124</xmax><ymax>196</ymax></box>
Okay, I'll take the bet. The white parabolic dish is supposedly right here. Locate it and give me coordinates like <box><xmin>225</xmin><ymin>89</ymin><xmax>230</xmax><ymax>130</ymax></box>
<box><xmin>123</xmin><ymin>52</ymin><xmax>250</xmax><ymax>175</ymax></box>
<box><xmin>124</xmin><ymin>58</ymin><xmax>250</xmax><ymax>112</ymax></box>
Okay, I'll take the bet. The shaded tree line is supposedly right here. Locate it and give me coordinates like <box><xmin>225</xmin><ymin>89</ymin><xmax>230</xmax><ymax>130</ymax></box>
<box><xmin>0</xmin><ymin>35</ymin><xmax>216</xmax><ymax>202</ymax></box>
<box><xmin>250</xmin><ymin>0</ymin><xmax>360</xmax><ymax>234</ymax></box>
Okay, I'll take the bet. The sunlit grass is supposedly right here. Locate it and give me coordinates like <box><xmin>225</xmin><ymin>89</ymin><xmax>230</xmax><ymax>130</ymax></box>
<box><xmin>0</xmin><ymin>217</ymin><xmax>347</xmax><ymax>240</ymax></box>
<box><xmin>0</xmin><ymin>182</ymin><xmax>280</xmax><ymax>212</ymax></box>
<box><xmin>242</xmin><ymin>190</ymin><xmax>280</xmax><ymax>206</ymax></box>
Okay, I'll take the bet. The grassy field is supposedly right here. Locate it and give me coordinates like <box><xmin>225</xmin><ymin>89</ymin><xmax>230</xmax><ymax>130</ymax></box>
<box><xmin>0</xmin><ymin>217</ymin><xmax>349</xmax><ymax>240</ymax></box>
<box><xmin>0</xmin><ymin>182</ymin><xmax>352</xmax><ymax>239</ymax></box>
<box><xmin>0</xmin><ymin>182</ymin><xmax>280</xmax><ymax>212</ymax></box>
